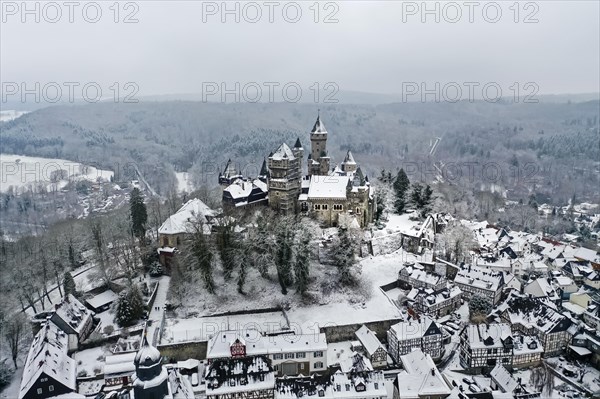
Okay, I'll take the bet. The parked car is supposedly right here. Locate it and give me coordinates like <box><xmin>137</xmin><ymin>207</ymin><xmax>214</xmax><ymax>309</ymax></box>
<box><xmin>462</xmin><ymin>377</ymin><xmax>474</xmax><ymax>385</ymax></box>
<box><xmin>469</xmin><ymin>384</ymin><xmax>481</xmax><ymax>393</ymax></box>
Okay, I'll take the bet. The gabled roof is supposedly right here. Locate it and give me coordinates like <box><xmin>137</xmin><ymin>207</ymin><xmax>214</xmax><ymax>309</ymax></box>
<box><xmin>397</xmin><ymin>349</ymin><xmax>450</xmax><ymax>398</ymax></box>
<box><xmin>311</xmin><ymin>115</ymin><xmax>327</xmax><ymax>134</ymax></box>
<box><xmin>354</xmin><ymin>325</ymin><xmax>385</xmax><ymax>357</ymax></box>
<box><xmin>19</xmin><ymin>321</ymin><xmax>76</xmax><ymax>399</ymax></box>
<box><xmin>158</xmin><ymin>199</ymin><xmax>216</xmax><ymax>235</ymax></box>
<box><xmin>490</xmin><ymin>364</ymin><xmax>518</xmax><ymax>393</ymax></box>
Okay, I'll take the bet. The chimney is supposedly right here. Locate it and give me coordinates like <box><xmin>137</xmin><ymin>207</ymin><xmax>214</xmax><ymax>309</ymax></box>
<box><xmin>431</xmin><ymin>368</ymin><xmax>435</xmax><ymax>376</ymax></box>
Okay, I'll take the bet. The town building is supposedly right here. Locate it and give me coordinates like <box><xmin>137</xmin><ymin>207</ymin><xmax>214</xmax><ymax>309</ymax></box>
<box><xmin>206</xmin><ymin>331</ymin><xmax>328</xmax><ymax>377</ymax></box>
<box><xmin>223</xmin><ymin>179</ymin><xmax>268</xmax><ymax>210</ymax></box>
<box><xmin>387</xmin><ymin>317</ymin><xmax>444</xmax><ymax>363</ymax></box>
<box><xmin>354</xmin><ymin>325</ymin><xmax>388</xmax><ymax>368</ymax></box>
<box><xmin>205</xmin><ymin>355</ymin><xmax>275</xmax><ymax>399</ymax></box>
<box><xmin>523</xmin><ymin>278</ymin><xmax>562</xmax><ymax>306</ymax></box>
<box><xmin>50</xmin><ymin>294</ymin><xmax>95</xmax><ymax>351</ymax></box>
<box><xmin>453</xmin><ymin>265</ymin><xmax>505</xmax><ymax>305</ymax></box>
<box><xmin>18</xmin><ymin>321</ymin><xmax>77</xmax><ymax>399</ymax></box>
<box><xmin>492</xmin><ymin>293</ymin><xmax>574</xmax><ymax>357</ymax></box>
<box><xmin>392</xmin><ymin>349</ymin><xmax>450</xmax><ymax>399</ymax></box>
<box><xmin>406</xmin><ymin>285</ymin><xmax>462</xmax><ymax>318</ymax></box>
<box><xmin>398</xmin><ymin>265</ymin><xmax>447</xmax><ymax>291</ymax></box>
<box><xmin>157</xmin><ymin>198</ymin><xmax>217</xmax><ymax>267</ymax></box>
<box><xmin>459</xmin><ymin>324</ymin><xmax>514</xmax><ymax>372</ymax></box>
<box><xmin>275</xmin><ymin>369</ymin><xmax>386</xmax><ymax>399</ymax></box>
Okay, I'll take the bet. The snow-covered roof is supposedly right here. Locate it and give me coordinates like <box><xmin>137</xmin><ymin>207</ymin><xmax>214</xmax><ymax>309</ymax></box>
<box><xmin>206</xmin><ymin>356</ymin><xmax>274</xmax><ymax>395</ymax></box>
<box><xmin>52</xmin><ymin>294</ymin><xmax>94</xmax><ymax>335</ymax></box>
<box><xmin>207</xmin><ymin>331</ymin><xmax>327</xmax><ymax>359</ymax></box>
<box><xmin>307</xmin><ymin>176</ymin><xmax>349</xmax><ymax>200</ymax></box>
<box><xmin>224</xmin><ymin>179</ymin><xmax>268</xmax><ymax>199</ymax></box>
<box><xmin>495</xmin><ymin>293</ymin><xmax>572</xmax><ymax>334</ymax></box>
<box><xmin>407</xmin><ymin>286</ymin><xmax>462</xmax><ymax>309</ymax></box>
<box><xmin>271</xmin><ymin>143</ymin><xmax>296</xmax><ymax>161</ymax></box>
<box><xmin>524</xmin><ymin>278</ymin><xmax>560</xmax><ymax>300</ymax></box>
<box><xmin>574</xmin><ymin>247</ymin><xmax>599</xmax><ymax>262</ymax></box>
<box><xmin>104</xmin><ymin>352</ymin><xmax>137</xmax><ymax>376</ymax></box>
<box><xmin>396</xmin><ymin>349</ymin><xmax>450</xmax><ymax>399</ymax></box>
<box><xmin>311</xmin><ymin>115</ymin><xmax>327</xmax><ymax>134</ymax></box>
<box><xmin>454</xmin><ymin>265</ymin><xmax>503</xmax><ymax>292</ymax></box>
<box><xmin>354</xmin><ymin>325</ymin><xmax>384</xmax><ymax>357</ymax></box>
<box><xmin>389</xmin><ymin>317</ymin><xmax>442</xmax><ymax>341</ymax></box>
<box><xmin>158</xmin><ymin>199</ymin><xmax>216</xmax><ymax>235</ymax></box>
<box><xmin>19</xmin><ymin>321</ymin><xmax>76</xmax><ymax>399</ymax></box>
<box><xmin>490</xmin><ymin>364</ymin><xmax>518</xmax><ymax>393</ymax></box>
<box><xmin>342</xmin><ymin>150</ymin><xmax>356</xmax><ymax>165</ymax></box>
<box><xmin>462</xmin><ymin>323</ymin><xmax>512</xmax><ymax>349</ymax></box>
<box><xmin>86</xmin><ymin>289</ymin><xmax>118</xmax><ymax>310</ymax></box>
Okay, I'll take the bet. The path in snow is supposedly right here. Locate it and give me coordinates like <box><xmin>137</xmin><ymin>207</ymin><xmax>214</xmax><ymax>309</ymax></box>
<box><xmin>147</xmin><ymin>275</ymin><xmax>170</xmax><ymax>345</ymax></box>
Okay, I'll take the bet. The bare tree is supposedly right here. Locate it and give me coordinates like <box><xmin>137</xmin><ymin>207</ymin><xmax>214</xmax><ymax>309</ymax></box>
<box><xmin>3</xmin><ymin>313</ymin><xmax>28</xmax><ymax>368</ymax></box>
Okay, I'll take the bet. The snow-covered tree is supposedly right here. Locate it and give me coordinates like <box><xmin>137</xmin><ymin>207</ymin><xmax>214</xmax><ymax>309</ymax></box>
<box><xmin>63</xmin><ymin>271</ymin><xmax>76</xmax><ymax>298</ymax></box>
<box><xmin>294</xmin><ymin>233</ymin><xmax>311</xmax><ymax>295</ymax></box>
<box><xmin>331</xmin><ymin>227</ymin><xmax>359</xmax><ymax>286</ymax></box>
<box><xmin>468</xmin><ymin>294</ymin><xmax>492</xmax><ymax>323</ymax></box>
<box><xmin>115</xmin><ymin>285</ymin><xmax>144</xmax><ymax>327</ymax></box>
<box><xmin>129</xmin><ymin>188</ymin><xmax>148</xmax><ymax>242</ymax></box>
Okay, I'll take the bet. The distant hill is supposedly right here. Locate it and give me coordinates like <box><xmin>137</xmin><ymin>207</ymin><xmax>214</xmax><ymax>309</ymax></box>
<box><xmin>1</xmin><ymin>100</ymin><xmax>598</xmax><ymax>203</ymax></box>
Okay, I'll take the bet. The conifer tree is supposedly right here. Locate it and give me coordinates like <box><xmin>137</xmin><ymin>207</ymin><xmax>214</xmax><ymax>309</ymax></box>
<box><xmin>294</xmin><ymin>234</ymin><xmax>311</xmax><ymax>295</ymax></box>
<box><xmin>191</xmin><ymin>225</ymin><xmax>215</xmax><ymax>294</ymax></box>
<box><xmin>393</xmin><ymin>169</ymin><xmax>410</xmax><ymax>214</ymax></box>
<box><xmin>332</xmin><ymin>227</ymin><xmax>357</xmax><ymax>286</ymax></box>
<box><xmin>63</xmin><ymin>271</ymin><xmax>76</xmax><ymax>298</ymax></box>
<box><xmin>129</xmin><ymin>188</ymin><xmax>148</xmax><ymax>242</ymax></box>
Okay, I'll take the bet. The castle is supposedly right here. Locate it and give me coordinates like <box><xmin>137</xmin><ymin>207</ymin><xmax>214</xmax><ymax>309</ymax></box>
<box><xmin>220</xmin><ymin>115</ymin><xmax>375</xmax><ymax>227</ymax></box>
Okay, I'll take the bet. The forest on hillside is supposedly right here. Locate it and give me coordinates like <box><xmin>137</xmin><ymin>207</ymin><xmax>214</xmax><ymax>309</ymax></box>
<box><xmin>1</xmin><ymin>100</ymin><xmax>598</xmax><ymax>209</ymax></box>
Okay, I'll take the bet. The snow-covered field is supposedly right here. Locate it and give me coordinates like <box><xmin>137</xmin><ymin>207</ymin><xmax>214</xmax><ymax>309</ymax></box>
<box><xmin>0</xmin><ymin>153</ymin><xmax>113</xmax><ymax>193</ymax></box>
<box><xmin>0</xmin><ymin>110</ymin><xmax>27</xmax><ymax>122</ymax></box>
<box><xmin>175</xmin><ymin>171</ymin><xmax>194</xmax><ymax>193</ymax></box>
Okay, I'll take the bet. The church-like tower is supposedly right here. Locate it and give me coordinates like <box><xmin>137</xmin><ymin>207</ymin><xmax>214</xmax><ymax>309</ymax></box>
<box><xmin>308</xmin><ymin>114</ymin><xmax>330</xmax><ymax>176</ymax></box>
<box><xmin>132</xmin><ymin>335</ymin><xmax>169</xmax><ymax>399</ymax></box>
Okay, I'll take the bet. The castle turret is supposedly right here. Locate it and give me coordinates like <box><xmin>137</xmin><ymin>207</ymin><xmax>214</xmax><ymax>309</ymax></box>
<box><xmin>341</xmin><ymin>150</ymin><xmax>357</xmax><ymax>173</ymax></box>
<box><xmin>132</xmin><ymin>335</ymin><xmax>169</xmax><ymax>399</ymax></box>
<box><xmin>308</xmin><ymin>113</ymin><xmax>330</xmax><ymax>176</ymax></box>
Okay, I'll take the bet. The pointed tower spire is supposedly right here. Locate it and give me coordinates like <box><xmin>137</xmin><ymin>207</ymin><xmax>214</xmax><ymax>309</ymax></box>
<box><xmin>294</xmin><ymin>137</ymin><xmax>302</xmax><ymax>149</ymax></box>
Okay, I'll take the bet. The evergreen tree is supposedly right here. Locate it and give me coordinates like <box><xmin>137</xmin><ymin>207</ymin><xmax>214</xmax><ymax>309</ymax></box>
<box><xmin>115</xmin><ymin>291</ymin><xmax>133</xmax><ymax>326</ymax></box>
<box><xmin>63</xmin><ymin>271</ymin><xmax>76</xmax><ymax>298</ymax></box>
<box><xmin>294</xmin><ymin>234</ymin><xmax>311</xmax><ymax>295</ymax></box>
<box><xmin>332</xmin><ymin>227</ymin><xmax>357</xmax><ymax>286</ymax></box>
<box><xmin>68</xmin><ymin>242</ymin><xmax>77</xmax><ymax>269</ymax></box>
<box><xmin>128</xmin><ymin>284</ymin><xmax>144</xmax><ymax>319</ymax></box>
<box><xmin>129</xmin><ymin>188</ymin><xmax>148</xmax><ymax>242</ymax></box>
<box><xmin>216</xmin><ymin>221</ymin><xmax>235</xmax><ymax>280</ymax></box>
<box><xmin>191</xmin><ymin>226</ymin><xmax>215</xmax><ymax>294</ymax></box>
<box><xmin>393</xmin><ymin>169</ymin><xmax>410</xmax><ymax>214</ymax></box>
<box><xmin>468</xmin><ymin>294</ymin><xmax>492</xmax><ymax>323</ymax></box>
<box><xmin>275</xmin><ymin>223</ymin><xmax>295</xmax><ymax>294</ymax></box>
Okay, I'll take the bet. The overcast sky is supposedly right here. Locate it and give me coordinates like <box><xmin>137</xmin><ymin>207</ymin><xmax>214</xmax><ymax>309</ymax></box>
<box><xmin>1</xmin><ymin>0</ymin><xmax>599</xmax><ymax>101</ymax></box>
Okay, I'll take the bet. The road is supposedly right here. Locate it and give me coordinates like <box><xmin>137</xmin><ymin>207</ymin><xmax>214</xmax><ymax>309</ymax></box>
<box><xmin>147</xmin><ymin>275</ymin><xmax>171</xmax><ymax>345</ymax></box>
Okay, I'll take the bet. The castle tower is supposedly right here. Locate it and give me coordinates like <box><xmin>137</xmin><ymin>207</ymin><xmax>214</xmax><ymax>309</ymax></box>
<box><xmin>308</xmin><ymin>114</ymin><xmax>330</xmax><ymax>176</ymax></box>
<box><xmin>268</xmin><ymin>143</ymin><xmax>301</xmax><ymax>214</ymax></box>
<box><xmin>341</xmin><ymin>150</ymin><xmax>357</xmax><ymax>173</ymax></box>
<box><xmin>132</xmin><ymin>335</ymin><xmax>169</xmax><ymax>399</ymax></box>
<box><xmin>292</xmin><ymin>137</ymin><xmax>304</xmax><ymax>175</ymax></box>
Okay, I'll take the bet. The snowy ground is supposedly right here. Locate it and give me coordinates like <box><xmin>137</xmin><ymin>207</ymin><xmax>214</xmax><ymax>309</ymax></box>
<box><xmin>0</xmin><ymin>153</ymin><xmax>113</xmax><ymax>193</ymax></box>
<box><xmin>175</xmin><ymin>172</ymin><xmax>194</xmax><ymax>193</ymax></box>
<box><xmin>73</xmin><ymin>345</ymin><xmax>112</xmax><ymax>377</ymax></box>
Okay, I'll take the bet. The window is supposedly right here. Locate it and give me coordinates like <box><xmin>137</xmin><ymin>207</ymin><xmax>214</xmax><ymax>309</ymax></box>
<box><xmin>333</xmin><ymin>204</ymin><xmax>343</xmax><ymax>211</ymax></box>
<box><xmin>313</xmin><ymin>351</ymin><xmax>323</xmax><ymax>357</ymax></box>
<box><xmin>273</xmin><ymin>353</ymin><xmax>283</xmax><ymax>360</ymax></box>
<box><xmin>322</xmin><ymin>204</ymin><xmax>328</xmax><ymax>210</ymax></box>
<box><xmin>296</xmin><ymin>352</ymin><xmax>306</xmax><ymax>358</ymax></box>
<box><xmin>356</xmin><ymin>208</ymin><xmax>360</xmax><ymax>213</ymax></box>
<box><xmin>285</xmin><ymin>353</ymin><xmax>295</xmax><ymax>359</ymax></box>
<box><xmin>314</xmin><ymin>361</ymin><xmax>323</xmax><ymax>369</ymax></box>
<box><xmin>300</xmin><ymin>364</ymin><xmax>304</xmax><ymax>370</ymax></box>
<box><xmin>37</xmin><ymin>388</ymin><xmax>42</xmax><ymax>395</ymax></box>
<box><xmin>49</xmin><ymin>386</ymin><xmax>54</xmax><ymax>392</ymax></box>
<box><xmin>314</xmin><ymin>204</ymin><xmax>321</xmax><ymax>210</ymax></box>
<box><xmin>40</xmin><ymin>378</ymin><xmax>48</xmax><ymax>383</ymax></box>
